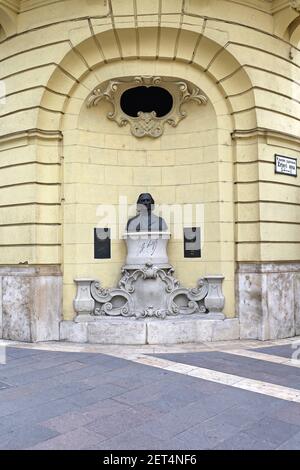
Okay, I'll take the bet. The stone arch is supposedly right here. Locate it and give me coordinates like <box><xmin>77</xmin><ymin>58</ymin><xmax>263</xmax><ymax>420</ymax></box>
<box><xmin>36</xmin><ymin>25</ymin><xmax>257</xmax><ymax>320</ymax></box>
<box><xmin>37</xmin><ymin>26</ymin><xmax>256</xmax><ymax>132</ymax></box>
<box><xmin>288</xmin><ymin>16</ymin><xmax>300</xmax><ymax>46</ymax></box>
<box><xmin>274</xmin><ymin>4</ymin><xmax>299</xmax><ymax>37</ymax></box>
<box><xmin>273</xmin><ymin>4</ymin><xmax>300</xmax><ymax>46</ymax></box>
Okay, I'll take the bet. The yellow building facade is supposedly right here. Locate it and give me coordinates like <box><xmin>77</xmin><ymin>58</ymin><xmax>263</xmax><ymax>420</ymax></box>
<box><xmin>0</xmin><ymin>0</ymin><xmax>299</xmax><ymax>343</ymax></box>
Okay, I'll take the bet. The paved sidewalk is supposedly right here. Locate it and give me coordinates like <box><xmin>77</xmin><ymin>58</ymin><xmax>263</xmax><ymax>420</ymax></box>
<box><xmin>0</xmin><ymin>338</ymin><xmax>300</xmax><ymax>450</ymax></box>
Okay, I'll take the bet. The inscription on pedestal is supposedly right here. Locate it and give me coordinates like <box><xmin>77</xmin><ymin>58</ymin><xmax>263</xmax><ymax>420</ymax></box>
<box><xmin>137</xmin><ymin>239</ymin><xmax>158</xmax><ymax>257</ymax></box>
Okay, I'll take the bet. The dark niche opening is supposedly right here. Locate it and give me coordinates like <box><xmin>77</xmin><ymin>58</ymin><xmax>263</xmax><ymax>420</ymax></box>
<box><xmin>120</xmin><ymin>86</ymin><xmax>173</xmax><ymax>118</ymax></box>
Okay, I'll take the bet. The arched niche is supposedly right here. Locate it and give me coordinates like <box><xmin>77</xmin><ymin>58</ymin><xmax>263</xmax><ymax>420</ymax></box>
<box><xmin>58</xmin><ymin>59</ymin><xmax>236</xmax><ymax>318</ymax></box>
<box><xmin>37</xmin><ymin>26</ymin><xmax>256</xmax><ymax>133</ymax></box>
<box><xmin>35</xmin><ymin>25</ymin><xmax>257</xmax><ymax>319</ymax></box>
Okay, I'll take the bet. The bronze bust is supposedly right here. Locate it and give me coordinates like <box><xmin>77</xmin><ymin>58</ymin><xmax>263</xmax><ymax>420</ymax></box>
<box><xmin>126</xmin><ymin>193</ymin><xmax>168</xmax><ymax>232</ymax></box>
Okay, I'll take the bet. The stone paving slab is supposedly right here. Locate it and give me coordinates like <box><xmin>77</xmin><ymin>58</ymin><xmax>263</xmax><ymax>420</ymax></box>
<box><xmin>253</xmin><ymin>345</ymin><xmax>297</xmax><ymax>359</ymax></box>
<box><xmin>0</xmin><ymin>424</ymin><xmax>59</xmax><ymax>450</ymax></box>
<box><xmin>153</xmin><ymin>351</ymin><xmax>300</xmax><ymax>389</ymax></box>
<box><xmin>277</xmin><ymin>431</ymin><xmax>300</xmax><ymax>450</ymax></box>
<box><xmin>0</xmin><ymin>382</ymin><xmax>10</xmax><ymax>390</ymax></box>
<box><xmin>28</xmin><ymin>426</ymin><xmax>106</xmax><ymax>450</ymax></box>
<box><xmin>0</xmin><ymin>398</ymin><xmax>81</xmax><ymax>436</ymax></box>
<box><xmin>241</xmin><ymin>416</ymin><xmax>300</xmax><ymax>447</ymax></box>
<box><xmin>213</xmin><ymin>431</ymin><xmax>276</xmax><ymax>450</ymax></box>
<box><xmin>0</xmin><ymin>344</ymin><xmax>300</xmax><ymax>450</ymax></box>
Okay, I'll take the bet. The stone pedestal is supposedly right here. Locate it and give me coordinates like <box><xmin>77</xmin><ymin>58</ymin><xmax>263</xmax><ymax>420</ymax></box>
<box><xmin>123</xmin><ymin>231</ymin><xmax>170</xmax><ymax>266</ymax></box>
<box><xmin>204</xmin><ymin>275</ymin><xmax>225</xmax><ymax>314</ymax></box>
<box><xmin>73</xmin><ymin>272</ymin><xmax>226</xmax><ymax>320</ymax></box>
<box><xmin>73</xmin><ymin>278</ymin><xmax>95</xmax><ymax>323</ymax></box>
<box><xmin>60</xmin><ymin>316</ymin><xmax>240</xmax><ymax>345</ymax></box>
<box><xmin>74</xmin><ymin>264</ymin><xmax>215</xmax><ymax>319</ymax></box>
<box><xmin>68</xmin><ymin>230</ymin><xmax>229</xmax><ymax>344</ymax></box>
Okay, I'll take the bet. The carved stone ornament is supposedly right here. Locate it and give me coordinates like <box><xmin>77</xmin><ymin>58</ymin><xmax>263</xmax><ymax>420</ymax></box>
<box><xmin>86</xmin><ymin>76</ymin><xmax>207</xmax><ymax>138</ymax></box>
<box><xmin>290</xmin><ymin>0</ymin><xmax>300</xmax><ymax>12</ymax></box>
<box><xmin>73</xmin><ymin>264</ymin><xmax>225</xmax><ymax>320</ymax></box>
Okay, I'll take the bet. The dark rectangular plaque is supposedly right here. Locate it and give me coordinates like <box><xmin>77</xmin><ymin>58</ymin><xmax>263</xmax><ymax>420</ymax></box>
<box><xmin>184</xmin><ymin>227</ymin><xmax>201</xmax><ymax>258</ymax></box>
<box><xmin>94</xmin><ymin>228</ymin><xmax>111</xmax><ymax>259</ymax></box>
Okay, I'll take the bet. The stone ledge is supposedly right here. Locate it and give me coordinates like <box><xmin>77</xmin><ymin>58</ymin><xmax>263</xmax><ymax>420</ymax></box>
<box><xmin>59</xmin><ymin>317</ymin><xmax>240</xmax><ymax>345</ymax></box>
<box><xmin>0</xmin><ymin>266</ymin><xmax>62</xmax><ymax>276</ymax></box>
<box><xmin>236</xmin><ymin>262</ymin><xmax>300</xmax><ymax>274</ymax></box>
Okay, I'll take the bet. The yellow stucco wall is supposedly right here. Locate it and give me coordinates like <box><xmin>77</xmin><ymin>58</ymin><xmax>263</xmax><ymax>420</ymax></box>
<box><xmin>0</xmin><ymin>0</ymin><xmax>299</xmax><ymax>320</ymax></box>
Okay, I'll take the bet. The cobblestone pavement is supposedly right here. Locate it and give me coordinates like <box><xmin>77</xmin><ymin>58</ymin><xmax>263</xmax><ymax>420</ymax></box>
<box><xmin>0</xmin><ymin>338</ymin><xmax>300</xmax><ymax>450</ymax></box>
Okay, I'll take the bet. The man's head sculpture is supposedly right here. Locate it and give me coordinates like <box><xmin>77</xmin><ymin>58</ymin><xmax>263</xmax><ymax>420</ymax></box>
<box><xmin>136</xmin><ymin>193</ymin><xmax>155</xmax><ymax>213</ymax></box>
<box><xmin>126</xmin><ymin>193</ymin><xmax>168</xmax><ymax>232</ymax></box>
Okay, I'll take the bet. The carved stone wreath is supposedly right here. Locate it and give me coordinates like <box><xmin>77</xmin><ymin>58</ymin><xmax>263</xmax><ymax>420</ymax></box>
<box><xmin>86</xmin><ymin>76</ymin><xmax>207</xmax><ymax>138</ymax></box>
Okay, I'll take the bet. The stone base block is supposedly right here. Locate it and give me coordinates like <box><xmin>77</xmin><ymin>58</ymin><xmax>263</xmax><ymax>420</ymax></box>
<box><xmin>237</xmin><ymin>262</ymin><xmax>300</xmax><ymax>340</ymax></box>
<box><xmin>60</xmin><ymin>321</ymin><xmax>88</xmax><ymax>343</ymax></box>
<box><xmin>0</xmin><ymin>266</ymin><xmax>62</xmax><ymax>342</ymax></box>
<box><xmin>88</xmin><ymin>320</ymin><xmax>146</xmax><ymax>345</ymax></box>
<box><xmin>60</xmin><ymin>316</ymin><xmax>240</xmax><ymax>345</ymax></box>
<box><xmin>147</xmin><ymin>317</ymin><xmax>239</xmax><ymax>344</ymax></box>
<box><xmin>212</xmin><ymin>318</ymin><xmax>240</xmax><ymax>341</ymax></box>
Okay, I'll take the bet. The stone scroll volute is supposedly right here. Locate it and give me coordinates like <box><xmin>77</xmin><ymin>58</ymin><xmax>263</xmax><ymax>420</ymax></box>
<box><xmin>86</xmin><ymin>76</ymin><xmax>207</xmax><ymax>138</ymax></box>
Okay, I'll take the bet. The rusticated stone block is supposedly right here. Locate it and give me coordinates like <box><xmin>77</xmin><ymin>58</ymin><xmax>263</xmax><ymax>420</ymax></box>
<box><xmin>58</xmin><ymin>316</ymin><xmax>240</xmax><ymax>345</ymax></box>
<box><xmin>0</xmin><ymin>277</ymin><xmax>3</xmax><ymax>339</ymax></box>
<box><xmin>267</xmin><ymin>272</ymin><xmax>295</xmax><ymax>340</ymax></box>
<box><xmin>238</xmin><ymin>263</ymin><xmax>300</xmax><ymax>341</ymax></box>
<box><xmin>212</xmin><ymin>318</ymin><xmax>240</xmax><ymax>341</ymax></box>
<box><xmin>88</xmin><ymin>319</ymin><xmax>146</xmax><ymax>345</ymax></box>
<box><xmin>147</xmin><ymin>317</ymin><xmax>199</xmax><ymax>344</ymax></box>
<box><xmin>295</xmin><ymin>273</ymin><xmax>300</xmax><ymax>336</ymax></box>
<box><xmin>0</xmin><ymin>266</ymin><xmax>62</xmax><ymax>342</ymax></box>
<box><xmin>2</xmin><ymin>276</ymin><xmax>32</xmax><ymax>342</ymax></box>
<box><xmin>60</xmin><ymin>321</ymin><xmax>88</xmax><ymax>343</ymax></box>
